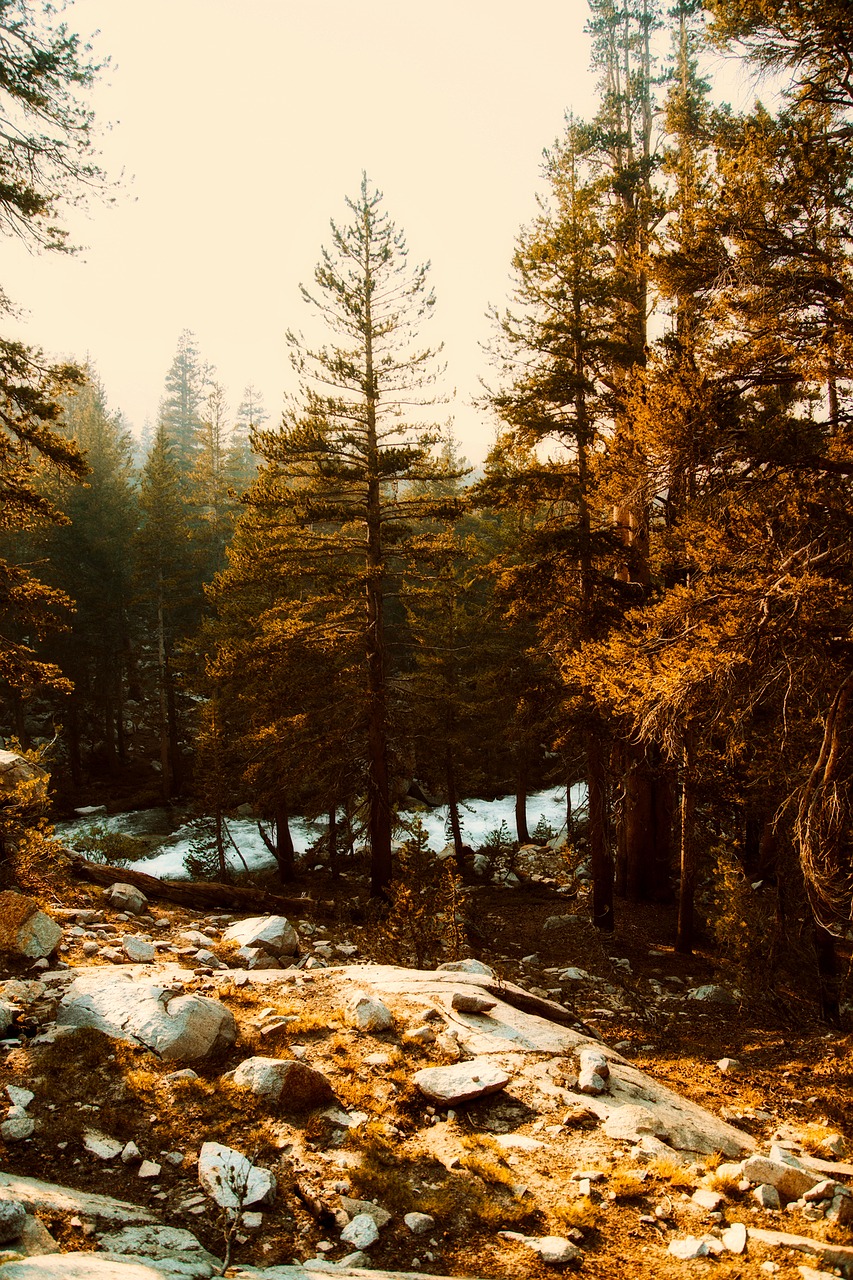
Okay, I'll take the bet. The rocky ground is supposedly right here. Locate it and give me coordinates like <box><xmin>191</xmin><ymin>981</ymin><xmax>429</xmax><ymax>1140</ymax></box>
<box><xmin>0</xmin><ymin>866</ymin><xmax>851</xmax><ymax>1280</ymax></box>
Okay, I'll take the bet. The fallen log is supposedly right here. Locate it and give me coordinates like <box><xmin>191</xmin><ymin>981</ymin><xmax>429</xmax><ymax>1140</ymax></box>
<box><xmin>67</xmin><ymin>854</ymin><xmax>313</xmax><ymax>915</ymax></box>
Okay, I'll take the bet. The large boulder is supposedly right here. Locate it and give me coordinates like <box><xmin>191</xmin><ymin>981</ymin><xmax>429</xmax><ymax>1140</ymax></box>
<box><xmin>56</xmin><ymin>974</ymin><xmax>236</xmax><ymax>1060</ymax></box>
<box><xmin>231</xmin><ymin>1056</ymin><xmax>335</xmax><ymax>1109</ymax></box>
<box><xmin>0</xmin><ymin>893</ymin><xmax>62</xmax><ymax>959</ymax></box>
<box><xmin>413</xmin><ymin>1060</ymin><xmax>511</xmax><ymax>1106</ymax></box>
<box><xmin>0</xmin><ymin>752</ymin><xmax>46</xmax><ymax>801</ymax></box>
<box><xmin>222</xmin><ymin>915</ymin><xmax>298</xmax><ymax>957</ymax></box>
<box><xmin>197</xmin><ymin>1142</ymin><xmax>276</xmax><ymax>1209</ymax></box>
<box><xmin>106</xmin><ymin>884</ymin><xmax>148</xmax><ymax>916</ymax></box>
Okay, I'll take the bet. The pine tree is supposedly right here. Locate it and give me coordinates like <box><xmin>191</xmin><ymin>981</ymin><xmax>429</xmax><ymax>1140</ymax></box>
<box><xmin>37</xmin><ymin>373</ymin><xmax>138</xmax><ymax>783</ymax></box>
<box><xmin>245</xmin><ymin>175</ymin><xmax>459</xmax><ymax>896</ymax></box>
<box><xmin>135</xmin><ymin>423</ymin><xmax>193</xmax><ymax>798</ymax></box>
<box><xmin>157</xmin><ymin>330</ymin><xmax>210</xmax><ymax>476</ymax></box>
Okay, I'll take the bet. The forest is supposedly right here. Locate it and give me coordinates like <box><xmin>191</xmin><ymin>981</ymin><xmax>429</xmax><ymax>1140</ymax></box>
<box><xmin>1</xmin><ymin>0</ymin><xmax>853</xmax><ymax>1017</ymax></box>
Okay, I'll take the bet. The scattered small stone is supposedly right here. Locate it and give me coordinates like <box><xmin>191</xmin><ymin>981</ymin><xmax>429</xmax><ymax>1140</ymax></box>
<box><xmin>137</xmin><ymin>1161</ymin><xmax>161</xmax><ymax>1178</ymax></box>
<box><xmin>722</xmin><ymin>1222</ymin><xmax>748</xmax><ymax>1253</ymax></box>
<box><xmin>121</xmin><ymin>1141</ymin><xmax>140</xmax><ymax>1164</ymax></box>
<box><xmin>753</xmin><ymin>1183</ymin><xmax>782</xmax><ymax>1209</ymax></box>
<box><xmin>83</xmin><ymin>1132</ymin><xmax>123</xmax><ymax>1161</ymax></box>
<box><xmin>669</xmin><ymin>1234</ymin><xmax>724</xmax><ymax>1259</ymax></box>
<box><xmin>717</xmin><ymin>1057</ymin><xmax>744</xmax><ymax>1075</ymax></box>
<box><xmin>404</xmin><ymin>1212</ymin><xmax>435</xmax><ymax>1235</ymax></box>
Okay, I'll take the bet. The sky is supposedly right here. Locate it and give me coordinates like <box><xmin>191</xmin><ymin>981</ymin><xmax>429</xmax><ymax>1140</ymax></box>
<box><xmin>1</xmin><ymin>1</ymin><xmax>751</xmax><ymax>464</ymax></box>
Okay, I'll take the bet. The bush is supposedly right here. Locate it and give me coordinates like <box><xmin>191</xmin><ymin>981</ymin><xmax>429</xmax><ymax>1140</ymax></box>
<box><xmin>371</xmin><ymin>820</ymin><xmax>466</xmax><ymax>968</ymax></box>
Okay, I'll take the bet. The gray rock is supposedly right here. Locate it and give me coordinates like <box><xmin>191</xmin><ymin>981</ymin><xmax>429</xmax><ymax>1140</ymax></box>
<box><xmin>577</xmin><ymin>1048</ymin><xmax>610</xmax><ymax>1095</ymax></box>
<box><xmin>0</xmin><ymin>1199</ymin><xmax>27</xmax><ymax>1243</ymax></box>
<box><xmin>222</xmin><ymin>915</ymin><xmax>298</xmax><ymax>957</ymax></box>
<box><xmin>525</xmin><ymin>1235</ymin><xmax>583</xmax><ymax>1264</ymax></box>
<box><xmin>543</xmin><ymin>914</ymin><xmax>586</xmax><ymax>931</ymax></box>
<box><xmin>722</xmin><ymin>1221</ymin><xmax>747</xmax><ymax>1253</ymax></box>
<box><xmin>106</xmin><ymin>884</ymin><xmax>148</xmax><ymax>916</ymax></box>
<box><xmin>669</xmin><ymin>1234</ymin><xmax>724</xmax><ymax>1259</ymax></box>
<box><xmin>197</xmin><ymin>1142</ymin><xmax>276</xmax><ymax>1209</ymax></box>
<box><xmin>436</xmin><ymin>958</ymin><xmax>494</xmax><ymax>976</ymax></box>
<box><xmin>743</xmin><ymin>1154</ymin><xmax>822</xmax><ymax>1201</ymax></box>
<box><xmin>413</xmin><ymin>1059</ymin><xmax>510</xmax><ymax>1106</ymax></box>
<box><xmin>692</xmin><ymin>1188</ymin><xmax>724</xmax><ymax>1212</ymax></box>
<box><xmin>56</xmin><ymin>974</ymin><xmax>236</xmax><ymax>1060</ymax></box>
<box><xmin>753</xmin><ymin>1183</ymin><xmax>782</xmax><ymax>1209</ymax></box>
<box><xmin>97</xmin><ymin>1224</ymin><xmax>219</xmax><ymax>1272</ymax></box>
<box><xmin>6</xmin><ymin>1087</ymin><xmax>33</xmax><ymax>1110</ymax></box>
<box><xmin>340</xmin><ymin>1212</ymin><xmax>379</xmax><ymax>1249</ymax></box>
<box><xmin>0</xmin><ymin>1000</ymin><xmax>18</xmax><ymax>1032</ymax></box>
<box><xmin>233</xmin><ymin>946</ymin><xmax>281</xmax><ymax>970</ymax></box>
<box><xmin>231</xmin><ymin>1056</ymin><xmax>335</xmax><ymax>1109</ymax></box>
<box><xmin>451</xmin><ymin>992</ymin><xmax>496</xmax><ymax>1014</ymax></box>
<box><xmin>348</xmin><ymin>992</ymin><xmax>393</xmax><ymax>1031</ymax></box>
<box><xmin>84</xmin><ymin>1132</ymin><xmax>123</xmax><ymax>1161</ymax></box>
<box><xmin>404</xmin><ymin>1211</ymin><xmax>435</xmax><ymax>1235</ymax></box>
<box><xmin>339</xmin><ymin>1198</ymin><xmax>392</xmax><ymax>1228</ymax></box>
<box><xmin>687</xmin><ymin>985</ymin><xmax>737</xmax><ymax>1004</ymax></box>
<box><xmin>0</xmin><ymin>893</ymin><xmax>62</xmax><ymax>959</ymax></box>
<box><xmin>121</xmin><ymin>937</ymin><xmax>155</xmax><ymax>964</ymax></box>
<box><xmin>2</xmin><ymin>1108</ymin><xmax>34</xmax><ymax>1142</ymax></box>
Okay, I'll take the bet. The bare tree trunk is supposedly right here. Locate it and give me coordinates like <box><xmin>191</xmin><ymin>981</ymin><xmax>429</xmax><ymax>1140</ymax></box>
<box><xmin>676</xmin><ymin>729</ymin><xmax>697</xmax><ymax>953</ymax></box>
<box><xmin>274</xmin><ymin>803</ymin><xmax>295</xmax><ymax>883</ymax></box>
<box><xmin>588</xmin><ymin>732</ymin><xmax>613</xmax><ymax>932</ymax></box>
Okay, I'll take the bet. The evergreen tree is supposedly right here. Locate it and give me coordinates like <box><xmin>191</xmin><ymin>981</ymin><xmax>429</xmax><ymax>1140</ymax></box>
<box><xmin>38</xmin><ymin>374</ymin><xmax>138</xmax><ymax>783</ymax></box>
<box><xmin>157</xmin><ymin>330</ymin><xmax>210</xmax><ymax>476</ymax></box>
<box><xmin>243</xmin><ymin>175</ymin><xmax>459</xmax><ymax>896</ymax></box>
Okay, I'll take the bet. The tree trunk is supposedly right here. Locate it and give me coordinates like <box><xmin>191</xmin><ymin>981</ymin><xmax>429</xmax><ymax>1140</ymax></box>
<box><xmin>445</xmin><ymin>745</ymin><xmax>465</xmax><ymax>864</ymax></box>
<box><xmin>515</xmin><ymin>774</ymin><xmax>530</xmax><ymax>845</ymax></box>
<box><xmin>587</xmin><ymin>731</ymin><xmax>614</xmax><ymax>932</ymax></box>
<box><xmin>813</xmin><ymin>921</ymin><xmax>841</xmax><ymax>1027</ymax></box>
<box><xmin>274</xmin><ymin>803</ymin><xmax>295</xmax><ymax>882</ymax></box>
<box><xmin>214</xmin><ymin>808</ymin><xmax>228</xmax><ymax>880</ymax></box>
<box><xmin>156</xmin><ymin>581</ymin><xmax>173</xmax><ymax>801</ymax></box>
<box><xmin>676</xmin><ymin>730</ymin><xmax>697</xmax><ymax>953</ymax></box>
<box><xmin>328</xmin><ymin>806</ymin><xmax>338</xmax><ymax>881</ymax></box>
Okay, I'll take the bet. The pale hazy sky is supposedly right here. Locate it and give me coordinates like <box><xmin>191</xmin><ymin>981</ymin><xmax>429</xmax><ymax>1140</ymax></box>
<box><xmin>2</xmin><ymin>0</ymin><xmax>604</xmax><ymax>462</ymax></box>
<box><xmin>2</xmin><ymin>2</ymin><xmax>749</xmax><ymax>463</ymax></box>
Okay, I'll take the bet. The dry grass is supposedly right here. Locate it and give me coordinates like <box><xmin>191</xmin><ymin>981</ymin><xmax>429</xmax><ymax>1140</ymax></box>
<box><xmin>607</xmin><ymin>1170</ymin><xmax>649</xmax><ymax>1200</ymax></box>
<box><xmin>705</xmin><ymin>1170</ymin><xmax>742</xmax><ymax>1197</ymax></box>
<box><xmin>459</xmin><ymin>1134</ymin><xmax>516</xmax><ymax>1189</ymax></box>
<box><xmin>647</xmin><ymin>1155</ymin><xmax>696</xmax><ymax>1190</ymax></box>
<box><xmin>552</xmin><ymin>1196</ymin><xmax>600</xmax><ymax>1231</ymax></box>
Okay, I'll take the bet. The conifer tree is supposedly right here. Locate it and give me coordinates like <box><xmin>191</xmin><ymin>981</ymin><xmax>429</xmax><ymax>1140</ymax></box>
<box><xmin>37</xmin><ymin>374</ymin><xmax>138</xmax><ymax>782</ymax></box>
<box><xmin>247</xmin><ymin>175</ymin><xmax>459</xmax><ymax>896</ymax></box>
<box><xmin>157</xmin><ymin>330</ymin><xmax>210</xmax><ymax>476</ymax></box>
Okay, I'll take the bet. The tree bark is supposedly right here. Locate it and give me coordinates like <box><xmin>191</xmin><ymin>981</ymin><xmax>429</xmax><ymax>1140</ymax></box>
<box><xmin>274</xmin><ymin>803</ymin><xmax>295</xmax><ymax>882</ymax></box>
<box><xmin>676</xmin><ymin>729</ymin><xmax>697</xmax><ymax>953</ymax></box>
<box><xmin>587</xmin><ymin>731</ymin><xmax>614</xmax><ymax>932</ymax></box>
<box><xmin>70</xmin><ymin>855</ymin><xmax>312</xmax><ymax>913</ymax></box>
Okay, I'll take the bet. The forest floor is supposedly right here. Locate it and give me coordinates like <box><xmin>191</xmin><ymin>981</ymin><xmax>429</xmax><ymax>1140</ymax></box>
<box><xmin>1</xmin><ymin>865</ymin><xmax>852</xmax><ymax>1279</ymax></box>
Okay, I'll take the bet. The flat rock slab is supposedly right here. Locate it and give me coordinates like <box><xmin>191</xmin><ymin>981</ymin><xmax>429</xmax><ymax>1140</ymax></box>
<box><xmin>230</xmin><ymin>1269</ymin><xmax>497</xmax><ymax>1279</ymax></box>
<box><xmin>328</xmin><ymin>965</ymin><xmax>753</xmax><ymax>1157</ymax></box>
<box><xmin>0</xmin><ymin>1173</ymin><xmax>157</xmax><ymax>1224</ymax></box>
<box><xmin>747</xmin><ymin>1226</ymin><xmax>853</xmax><ymax>1271</ymax></box>
<box><xmin>413</xmin><ymin>1060</ymin><xmax>511</xmax><ymax>1105</ymax></box>
<box><xmin>0</xmin><ymin>1256</ymin><xmax>179</xmax><ymax>1278</ymax></box>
